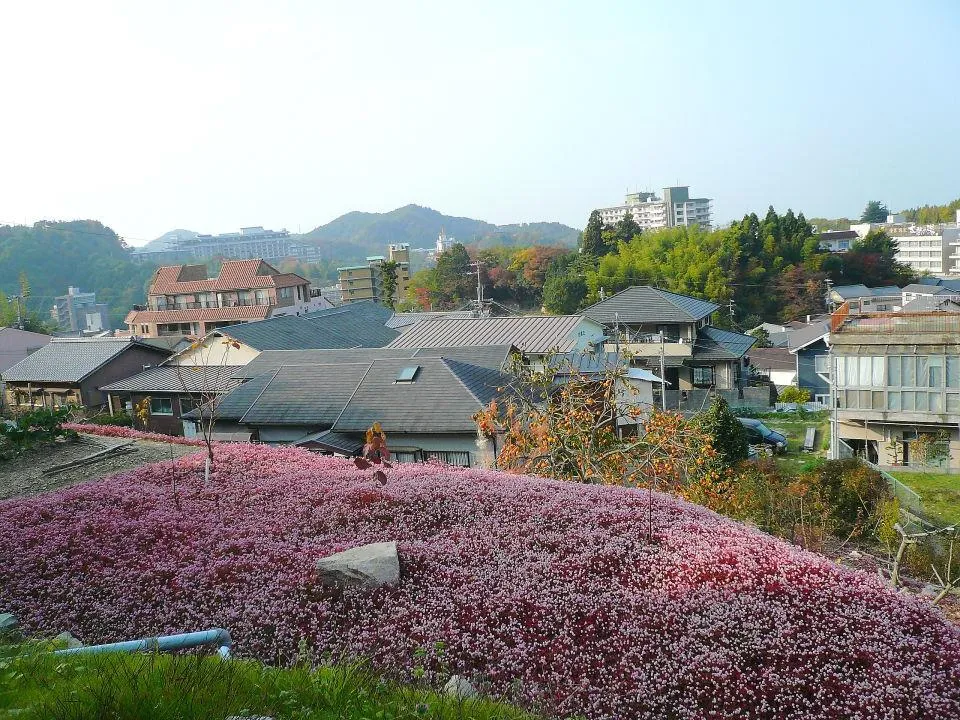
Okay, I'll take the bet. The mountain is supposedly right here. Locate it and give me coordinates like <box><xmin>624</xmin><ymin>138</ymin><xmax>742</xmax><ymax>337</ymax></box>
<box><xmin>299</xmin><ymin>204</ymin><xmax>579</xmax><ymax>260</ymax></box>
<box><xmin>0</xmin><ymin>220</ymin><xmax>156</xmax><ymax>329</ymax></box>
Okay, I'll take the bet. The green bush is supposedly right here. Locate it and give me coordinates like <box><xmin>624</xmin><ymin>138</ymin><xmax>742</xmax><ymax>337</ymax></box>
<box><xmin>0</xmin><ymin>406</ymin><xmax>77</xmax><ymax>457</ymax></box>
<box><xmin>802</xmin><ymin>459</ymin><xmax>890</xmax><ymax>537</ymax></box>
<box><xmin>778</xmin><ymin>387</ymin><xmax>811</xmax><ymax>404</ymax></box>
<box><xmin>90</xmin><ymin>411</ymin><xmax>133</xmax><ymax>427</ymax></box>
<box><xmin>695</xmin><ymin>396</ymin><xmax>748</xmax><ymax>464</ymax></box>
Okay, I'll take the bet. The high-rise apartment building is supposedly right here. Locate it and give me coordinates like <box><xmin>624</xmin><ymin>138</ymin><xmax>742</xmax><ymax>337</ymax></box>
<box><xmin>849</xmin><ymin>211</ymin><xmax>960</xmax><ymax>275</ymax></box>
<box><xmin>596</xmin><ymin>186</ymin><xmax>712</xmax><ymax>231</ymax></box>
<box><xmin>339</xmin><ymin>244</ymin><xmax>411</xmax><ymax>305</ymax></box>
<box><xmin>51</xmin><ymin>287</ymin><xmax>111</xmax><ymax>333</ymax></box>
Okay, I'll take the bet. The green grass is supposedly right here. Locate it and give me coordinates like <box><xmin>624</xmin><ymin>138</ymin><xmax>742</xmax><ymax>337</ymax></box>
<box><xmin>761</xmin><ymin>412</ymin><xmax>831</xmax><ymax>476</ymax></box>
<box><xmin>0</xmin><ymin>643</ymin><xmax>532</xmax><ymax>720</ymax></box>
<box><xmin>888</xmin><ymin>471</ymin><xmax>960</xmax><ymax>527</ymax></box>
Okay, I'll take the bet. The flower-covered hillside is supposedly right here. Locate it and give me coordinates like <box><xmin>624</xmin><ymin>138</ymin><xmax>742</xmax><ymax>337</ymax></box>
<box><xmin>1</xmin><ymin>445</ymin><xmax>958</xmax><ymax>719</ymax></box>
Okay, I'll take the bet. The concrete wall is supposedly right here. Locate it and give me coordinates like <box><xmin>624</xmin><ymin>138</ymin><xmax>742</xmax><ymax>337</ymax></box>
<box><xmin>167</xmin><ymin>336</ymin><xmax>260</xmax><ymax>367</ymax></box>
<box><xmin>664</xmin><ymin>386</ymin><xmax>771</xmax><ymax>411</ymax></box>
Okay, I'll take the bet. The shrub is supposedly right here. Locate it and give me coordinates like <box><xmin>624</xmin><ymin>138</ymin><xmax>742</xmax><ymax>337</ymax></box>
<box><xmin>778</xmin><ymin>386</ymin><xmax>811</xmax><ymax>404</ymax></box>
<box><xmin>0</xmin><ymin>406</ymin><xmax>76</xmax><ymax>457</ymax></box>
<box><xmin>694</xmin><ymin>395</ymin><xmax>748</xmax><ymax>464</ymax></box>
<box><xmin>88</xmin><ymin>411</ymin><xmax>133</xmax><ymax>427</ymax></box>
<box><xmin>802</xmin><ymin>458</ymin><xmax>890</xmax><ymax>537</ymax></box>
<box><xmin>1</xmin><ymin>445</ymin><xmax>958</xmax><ymax>719</ymax></box>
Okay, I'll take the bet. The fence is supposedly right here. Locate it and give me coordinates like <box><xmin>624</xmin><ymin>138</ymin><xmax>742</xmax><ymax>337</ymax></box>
<box><xmin>835</xmin><ymin>438</ymin><xmax>934</xmax><ymax>528</ymax></box>
<box><xmin>773</xmin><ymin>401</ymin><xmax>827</xmax><ymax>412</ymax></box>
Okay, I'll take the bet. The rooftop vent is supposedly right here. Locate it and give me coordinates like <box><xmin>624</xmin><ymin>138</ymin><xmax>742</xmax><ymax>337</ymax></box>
<box><xmin>395</xmin><ymin>365</ymin><xmax>420</xmax><ymax>383</ymax></box>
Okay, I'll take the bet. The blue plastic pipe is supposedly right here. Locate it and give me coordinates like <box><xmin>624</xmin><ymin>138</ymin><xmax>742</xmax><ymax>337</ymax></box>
<box><xmin>52</xmin><ymin>628</ymin><xmax>232</xmax><ymax>658</ymax></box>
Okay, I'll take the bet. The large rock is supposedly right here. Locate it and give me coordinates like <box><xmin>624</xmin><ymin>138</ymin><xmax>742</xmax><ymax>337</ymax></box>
<box><xmin>316</xmin><ymin>541</ymin><xmax>400</xmax><ymax>587</ymax></box>
<box><xmin>54</xmin><ymin>631</ymin><xmax>84</xmax><ymax>649</ymax></box>
<box><xmin>0</xmin><ymin>613</ymin><xmax>18</xmax><ymax>635</ymax></box>
<box><xmin>444</xmin><ymin>675</ymin><xmax>478</xmax><ymax>699</ymax></box>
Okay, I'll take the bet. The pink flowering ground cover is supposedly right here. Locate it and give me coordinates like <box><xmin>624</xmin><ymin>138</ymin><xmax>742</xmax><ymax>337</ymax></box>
<box><xmin>62</xmin><ymin>423</ymin><xmax>209</xmax><ymax>446</ymax></box>
<box><xmin>1</xmin><ymin>444</ymin><xmax>958</xmax><ymax>719</ymax></box>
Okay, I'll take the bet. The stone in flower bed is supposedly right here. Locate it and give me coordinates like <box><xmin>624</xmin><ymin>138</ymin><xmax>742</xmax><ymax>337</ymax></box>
<box><xmin>0</xmin><ymin>445</ymin><xmax>958</xmax><ymax>719</ymax></box>
<box><xmin>316</xmin><ymin>541</ymin><xmax>400</xmax><ymax>587</ymax></box>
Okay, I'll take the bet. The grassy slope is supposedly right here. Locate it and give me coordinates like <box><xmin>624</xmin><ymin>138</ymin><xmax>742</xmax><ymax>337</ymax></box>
<box><xmin>888</xmin><ymin>472</ymin><xmax>960</xmax><ymax>526</ymax></box>
<box><xmin>0</xmin><ymin>643</ymin><xmax>531</xmax><ymax>720</ymax></box>
<box><xmin>761</xmin><ymin>412</ymin><xmax>831</xmax><ymax>475</ymax></box>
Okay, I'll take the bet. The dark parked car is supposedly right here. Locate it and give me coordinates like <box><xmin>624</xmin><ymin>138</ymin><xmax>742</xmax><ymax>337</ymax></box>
<box><xmin>738</xmin><ymin>418</ymin><xmax>787</xmax><ymax>452</ymax></box>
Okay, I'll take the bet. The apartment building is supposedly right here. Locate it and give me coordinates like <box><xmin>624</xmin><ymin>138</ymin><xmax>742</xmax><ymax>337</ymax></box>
<box><xmin>51</xmin><ymin>287</ymin><xmax>111</xmax><ymax>333</ymax></box>
<box><xmin>338</xmin><ymin>244</ymin><xmax>410</xmax><ymax>305</ymax></box>
<box><xmin>131</xmin><ymin>226</ymin><xmax>321</xmax><ymax>265</ymax></box>
<box><xmin>596</xmin><ymin>186</ymin><xmax>712</xmax><ymax>231</ymax></box>
<box><xmin>850</xmin><ymin>211</ymin><xmax>960</xmax><ymax>275</ymax></box>
<box><xmin>124</xmin><ymin>259</ymin><xmax>322</xmax><ymax>337</ymax></box>
<box><xmin>830</xmin><ymin>304</ymin><xmax>960</xmax><ymax>468</ymax></box>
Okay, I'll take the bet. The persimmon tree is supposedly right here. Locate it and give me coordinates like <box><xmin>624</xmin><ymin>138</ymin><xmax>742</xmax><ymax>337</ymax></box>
<box><xmin>354</xmin><ymin>422</ymin><xmax>392</xmax><ymax>485</ymax></box>
<box><xmin>474</xmin><ymin>356</ymin><xmax>723</xmax><ymax>540</ymax></box>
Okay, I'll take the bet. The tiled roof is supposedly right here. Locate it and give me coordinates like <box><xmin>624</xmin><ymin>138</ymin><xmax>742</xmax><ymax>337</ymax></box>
<box><xmin>787</xmin><ymin>321</ymin><xmax>830</xmax><ymax>352</ymax></box>
<box><xmin>232</xmin><ymin>345</ymin><xmax>514</xmax><ymax>379</ymax></box>
<box><xmin>148</xmin><ymin>260</ymin><xmax>308</xmax><ymax>295</ymax></box>
<box><xmin>217</xmin><ymin>301</ymin><xmax>399</xmax><ymax>351</ymax></box>
<box><xmin>692</xmin><ymin>326</ymin><xmax>756</xmax><ymax>361</ymax></box>
<box><xmin>100</xmin><ymin>365</ymin><xmax>243</xmax><ymax>393</ymax></box>
<box><xmin>386</xmin><ymin>316</ymin><xmax>599</xmax><ymax>353</ymax></box>
<box><xmin>1</xmin><ymin>338</ymin><xmax>168</xmax><ymax>383</ymax></box>
<box><xmin>745</xmin><ymin>347</ymin><xmax>795</xmax><ymax>372</ymax></box>
<box><xmin>204</xmin><ymin>356</ymin><xmax>508</xmax><ymax>434</ymax></box>
<box><xmin>386</xmin><ymin>311</ymin><xmax>477</xmax><ymax>330</ymax></box>
<box><xmin>581</xmin><ymin>286</ymin><xmax>719</xmax><ymax>325</ymax></box>
<box><xmin>901</xmin><ymin>283</ymin><xmax>948</xmax><ymax>295</ymax></box>
<box><xmin>125</xmin><ymin>305</ymin><xmax>271</xmax><ymax>326</ymax></box>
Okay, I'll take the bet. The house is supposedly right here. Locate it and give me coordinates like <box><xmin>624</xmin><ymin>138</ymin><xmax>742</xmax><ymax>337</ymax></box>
<box><xmin>1</xmin><ymin>338</ymin><xmax>171</xmax><ymax>411</ymax></box>
<box><xmin>830</xmin><ymin>305</ymin><xmax>960</xmax><ymax>468</ymax></box>
<box><xmin>818</xmin><ymin>229</ymin><xmax>858</xmax><ymax>253</ymax></box>
<box><xmin>163</xmin><ymin>301</ymin><xmax>401</xmax><ymax>368</ymax></box>
<box><xmin>827</xmin><ymin>285</ymin><xmax>901</xmax><ymax>313</ymax></box>
<box><xmin>787</xmin><ymin>320</ymin><xmax>831</xmax><ymax>406</ymax></box>
<box><xmin>386</xmin><ymin>315</ymin><xmax>605</xmax><ymax>358</ymax></box>
<box><xmin>745</xmin><ymin>347</ymin><xmax>797</xmax><ymax>389</ymax></box>
<box><xmin>185</xmin><ymin>351</ymin><xmax>510</xmax><ymax>467</ymax></box>
<box><xmin>386</xmin><ymin>310</ymin><xmax>477</xmax><ymax>332</ymax></box>
<box><xmin>0</xmin><ymin>327</ymin><xmax>52</xmax><ymax>411</ymax></box>
<box><xmin>124</xmin><ymin>259</ymin><xmax>330</xmax><ymax>338</ymax></box>
<box><xmin>100</xmin><ymin>365</ymin><xmax>243</xmax><ymax>435</ymax></box>
<box><xmin>580</xmin><ymin>286</ymin><xmax>758</xmax><ymax>408</ymax></box>
<box><xmin>747</xmin><ymin>322</ymin><xmax>790</xmax><ymax>348</ymax></box>
<box><xmin>900</xmin><ymin>295</ymin><xmax>960</xmax><ymax>313</ymax></box>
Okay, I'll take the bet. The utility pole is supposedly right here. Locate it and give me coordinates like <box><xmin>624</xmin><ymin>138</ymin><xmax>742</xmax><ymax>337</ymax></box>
<box><xmin>659</xmin><ymin>329</ymin><xmax>666</xmax><ymax>410</ymax></box>
<box><xmin>12</xmin><ymin>295</ymin><xmax>23</xmax><ymax>330</ymax></box>
<box><xmin>824</xmin><ymin>278</ymin><xmax>834</xmax><ymax>312</ymax></box>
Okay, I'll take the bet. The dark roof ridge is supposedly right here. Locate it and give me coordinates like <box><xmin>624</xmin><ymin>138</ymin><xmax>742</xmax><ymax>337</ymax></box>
<box><xmin>331</xmin><ymin>361</ymin><xmax>376</xmax><ymax>428</ymax></box>
<box><xmin>238</xmin><ymin>367</ymin><xmax>283</xmax><ymax>424</ymax></box>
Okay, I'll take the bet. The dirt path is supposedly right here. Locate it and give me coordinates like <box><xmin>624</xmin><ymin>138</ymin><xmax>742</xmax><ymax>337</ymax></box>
<box><xmin>0</xmin><ymin>433</ymin><xmax>199</xmax><ymax>500</ymax></box>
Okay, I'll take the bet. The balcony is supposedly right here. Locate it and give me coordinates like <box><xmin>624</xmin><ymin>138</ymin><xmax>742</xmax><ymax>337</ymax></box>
<box><xmin>151</xmin><ymin>299</ymin><xmax>272</xmax><ymax>311</ymax></box>
<box><xmin>602</xmin><ymin>341</ymin><xmax>692</xmax><ymax>358</ymax></box>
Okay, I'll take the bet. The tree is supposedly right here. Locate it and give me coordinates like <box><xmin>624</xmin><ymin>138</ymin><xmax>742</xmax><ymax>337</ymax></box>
<box><xmin>614</xmin><ymin>212</ymin><xmax>641</xmax><ymax>247</ymax></box>
<box><xmin>837</xmin><ymin>230</ymin><xmax>914</xmax><ymax>287</ymax></box>
<box><xmin>380</xmin><ymin>261</ymin><xmax>398</xmax><ymax>310</ymax></box>
<box><xmin>542</xmin><ymin>274</ymin><xmax>587</xmax><ymax>314</ymax></box>
<box><xmin>860</xmin><ymin>200</ymin><xmax>889</xmax><ymax>223</ymax></box>
<box><xmin>17</xmin><ymin>272</ymin><xmax>30</xmax><ymax>299</ymax></box>
<box><xmin>474</xmin><ymin>357</ymin><xmax>720</xmax><ymax>540</ymax></box>
<box><xmin>746</xmin><ymin>327</ymin><xmax>771</xmax><ymax>348</ymax></box>
<box><xmin>580</xmin><ymin>210</ymin><xmax>606</xmax><ymax>256</ymax></box>
<box><xmin>693</xmin><ymin>396</ymin><xmax>748</xmax><ymax>465</ymax></box>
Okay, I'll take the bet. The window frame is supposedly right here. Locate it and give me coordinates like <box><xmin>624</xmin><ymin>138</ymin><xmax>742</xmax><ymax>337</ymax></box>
<box><xmin>149</xmin><ymin>397</ymin><xmax>174</xmax><ymax>416</ymax></box>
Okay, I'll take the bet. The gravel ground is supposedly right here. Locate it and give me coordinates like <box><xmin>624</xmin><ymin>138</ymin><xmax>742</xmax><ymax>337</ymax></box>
<box><xmin>0</xmin><ymin>433</ymin><xmax>199</xmax><ymax>500</ymax></box>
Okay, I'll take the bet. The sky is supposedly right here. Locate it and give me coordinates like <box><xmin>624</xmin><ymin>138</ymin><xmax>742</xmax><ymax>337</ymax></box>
<box><xmin>1</xmin><ymin>0</ymin><xmax>958</xmax><ymax>245</ymax></box>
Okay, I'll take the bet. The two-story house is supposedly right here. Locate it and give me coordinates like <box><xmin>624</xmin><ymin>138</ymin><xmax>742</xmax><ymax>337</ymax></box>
<box><xmin>830</xmin><ymin>305</ymin><xmax>960</xmax><ymax>468</ymax></box>
<box><xmin>580</xmin><ymin>286</ymin><xmax>758</xmax><ymax>409</ymax></box>
<box><xmin>124</xmin><ymin>260</ymin><xmax>328</xmax><ymax>338</ymax></box>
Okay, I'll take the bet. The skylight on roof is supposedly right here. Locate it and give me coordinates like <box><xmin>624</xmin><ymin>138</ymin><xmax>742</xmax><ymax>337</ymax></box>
<box><xmin>395</xmin><ymin>365</ymin><xmax>420</xmax><ymax>383</ymax></box>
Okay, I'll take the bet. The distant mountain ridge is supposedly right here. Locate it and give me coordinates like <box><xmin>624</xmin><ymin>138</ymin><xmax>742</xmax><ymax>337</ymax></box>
<box><xmin>298</xmin><ymin>204</ymin><xmax>579</xmax><ymax>259</ymax></box>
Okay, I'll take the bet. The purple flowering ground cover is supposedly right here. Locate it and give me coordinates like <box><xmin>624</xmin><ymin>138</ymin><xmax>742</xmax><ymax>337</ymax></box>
<box><xmin>1</xmin><ymin>444</ymin><xmax>958</xmax><ymax>719</ymax></box>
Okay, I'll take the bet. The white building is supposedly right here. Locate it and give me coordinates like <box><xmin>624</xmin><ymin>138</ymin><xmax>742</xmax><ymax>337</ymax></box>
<box><xmin>436</xmin><ymin>229</ymin><xmax>456</xmax><ymax>256</ymax></box>
<box><xmin>850</xmin><ymin>210</ymin><xmax>960</xmax><ymax>275</ymax></box>
<box><xmin>596</xmin><ymin>186</ymin><xmax>712</xmax><ymax>231</ymax></box>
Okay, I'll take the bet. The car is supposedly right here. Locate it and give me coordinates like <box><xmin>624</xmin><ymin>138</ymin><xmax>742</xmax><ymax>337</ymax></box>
<box><xmin>738</xmin><ymin>417</ymin><xmax>788</xmax><ymax>452</ymax></box>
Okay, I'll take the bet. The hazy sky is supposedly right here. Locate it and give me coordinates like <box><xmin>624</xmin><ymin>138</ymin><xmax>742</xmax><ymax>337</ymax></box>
<box><xmin>2</xmin><ymin>0</ymin><xmax>958</xmax><ymax>245</ymax></box>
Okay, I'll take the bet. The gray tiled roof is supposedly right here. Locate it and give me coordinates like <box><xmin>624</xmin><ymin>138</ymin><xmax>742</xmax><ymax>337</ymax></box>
<box><xmin>787</xmin><ymin>321</ymin><xmax>830</xmax><ymax>352</ymax></box>
<box><xmin>1</xmin><ymin>338</ymin><xmax>168</xmax><ymax>383</ymax></box>
<box><xmin>386</xmin><ymin>316</ymin><xmax>598</xmax><ymax>353</ymax></box>
<box><xmin>232</xmin><ymin>345</ymin><xmax>514</xmax><ymax>379</ymax></box>
<box><xmin>204</xmin><ymin>356</ymin><xmax>508</xmax><ymax>433</ymax></box>
<box><xmin>581</xmin><ymin>286</ymin><xmax>719</xmax><ymax>325</ymax></box>
<box><xmin>219</xmin><ymin>301</ymin><xmax>399</xmax><ymax>351</ymax></box>
<box><xmin>100</xmin><ymin>365</ymin><xmax>243</xmax><ymax>394</ymax></box>
<box><xmin>692</xmin><ymin>326</ymin><xmax>756</xmax><ymax>361</ymax></box>
<box><xmin>901</xmin><ymin>283</ymin><xmax>948</xmax><ymax>295</ymax></box>
<box><xmin>386</xmin><ymin>310</ymin><xmax>476</xmax><ymax>330</ymax></box>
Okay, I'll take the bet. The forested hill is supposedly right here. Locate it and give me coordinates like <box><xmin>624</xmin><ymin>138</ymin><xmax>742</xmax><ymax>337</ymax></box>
<box><xmin>300</xmin><ymin>204</ymin><xmax>579</xmax><ymax>258</ymax></box>
<box><xmin>0</xmin><ymin>221</ymin><xmax>156</xmax><ymax>328</ymax></box>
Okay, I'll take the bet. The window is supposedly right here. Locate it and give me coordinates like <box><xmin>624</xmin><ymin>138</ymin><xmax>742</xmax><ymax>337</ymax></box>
<box><xmin>859</xmin><ymin>358</ymin><xmax>872</xmax><ymax>386</ymax></box>
<box><xmin>928</xmin><ymin>356</ymin><xmax>943</xmax><ymax>387</ymax></box>
<box><xmin>947</xmin><ymin>356</ymin><xmax>960</xmax><ymax>388</ymax></box>
<box><xmin>150</xmin><ymin>397</ymin><xmax>174</xmax><ymax>415</ymax></box>
<box><xmin>423</xmin><ymin>450</ymin><xmax>471</xmax><ymax>467</ymax></box>
<box><xmin>903</xmin><ymin>357</ymin><xmax>916</xmax><ymax>386</ymax></box>
<box><xmin>887</xmin><ymin>391</ymin><xmax>901</xmax><ymax>411</ymax></box>
<box><xmin>888</xmin><ymin>356</ymin><xmax>901</xmax><ymax>386</ymax></box>
<box><xmin>279</xmin><ymin>287</ymin><xmax>293</xmax><ymax>299</ymax></box>
<box><xmin>872</xmin><ymin>357</ymin><xmax>884</xmax><ymax>386</ymax></box>
<box><xmin>814</xmin><ymin>355</ymin><xmax>830</xmax><ymax>375</ymax></box>
<box><xmin>692</xmin><ymin>366</ymin><xmax>715</xmax><ymax>386</ymax></box>
<box><xmin>845</xmin><ymin>356</ymin><xmax>858</xmax><ymax>386</ymax></box>
<box><xmin>948</xmin><ymin>393</ymin><xmax>960</xmax><ymax>413</ymax></box>
<box><xmin>815</xmin><ymin>394</ymin><xmax>830</xmax><ymax>406</ymax></box>
<box><xmin>395</xmin><ymin>366</ymin><xmax>420</xmax><ymax>383</ymax></box>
